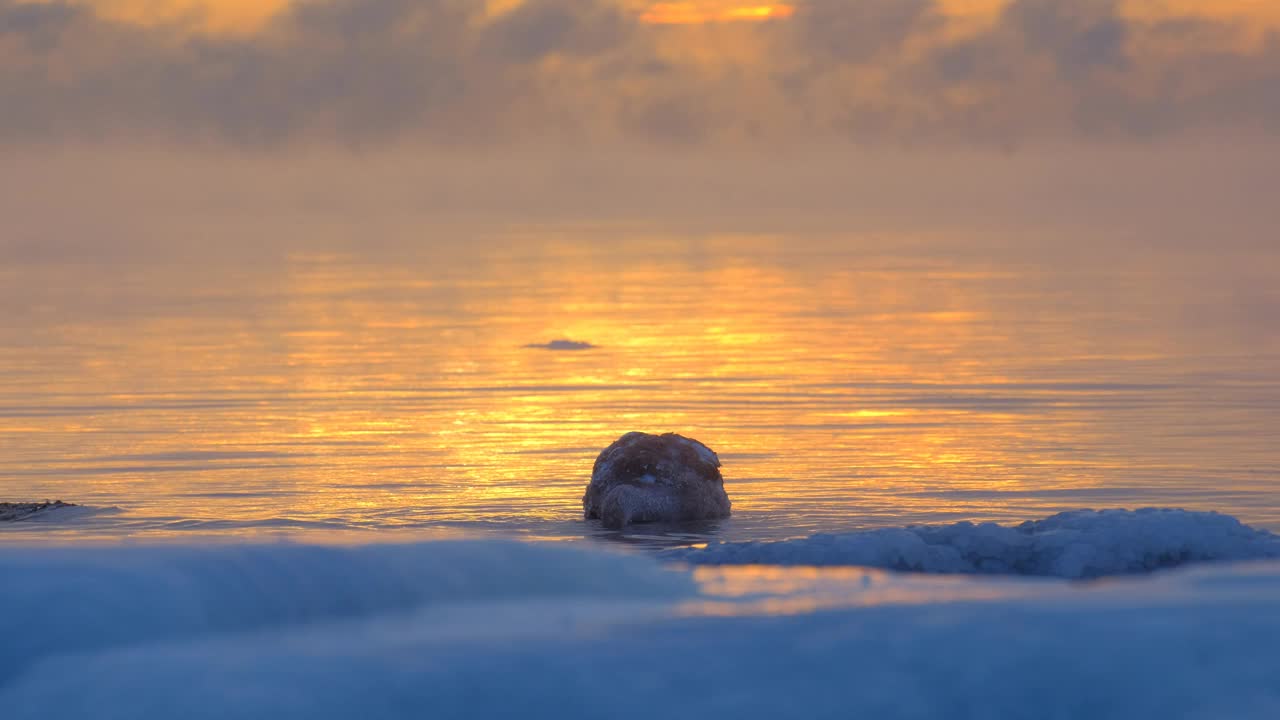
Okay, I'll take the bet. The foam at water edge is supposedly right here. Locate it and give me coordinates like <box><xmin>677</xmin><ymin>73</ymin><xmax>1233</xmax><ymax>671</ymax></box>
<box><xmin>662</xmin><ymin>508</ymin><xmax>1280</xmax><ymax>578</ymax></box>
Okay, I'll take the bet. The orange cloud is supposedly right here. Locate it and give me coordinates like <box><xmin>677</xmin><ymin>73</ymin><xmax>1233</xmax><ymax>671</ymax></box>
<box><xmin>933</xmin><ymin>0</ymin><xmax>1280</xmax><ymax>27</ymax></box>
<box><xmin>16</xmin><ymin>0</ymin><xmax>1280</xmax><ymax>35</ymax></box>
<box><xmin>4</xmin><ymin>0</ymin><xmax>1278</xmax><ymax>146</ymax></box>
<box><xmin>14</xmin><ymin>0</ymin><xmax>290</xmax><ymax>32</ymax></box>
<box><xmin>640</xmin><ymin>2</ymin><xmax>794</xmax><ymax>25</ymax></box>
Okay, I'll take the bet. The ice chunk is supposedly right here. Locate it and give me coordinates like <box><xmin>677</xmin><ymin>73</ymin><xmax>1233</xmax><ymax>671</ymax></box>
<box><xmin>663</xmin><ymin>508</ymin><xmax>1280</xmax><ymax>578</ymax></box>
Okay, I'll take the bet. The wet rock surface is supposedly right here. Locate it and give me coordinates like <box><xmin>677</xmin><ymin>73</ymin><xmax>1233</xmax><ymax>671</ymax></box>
<box><xmin>0</xmin><ymin>501</ymin><xmax>76</xmax><ymax>522</ymax></box>
<box><xmin>584</xmin><ymin>432</ymin><xmax>730</xmax><ymax>529</ymax></box>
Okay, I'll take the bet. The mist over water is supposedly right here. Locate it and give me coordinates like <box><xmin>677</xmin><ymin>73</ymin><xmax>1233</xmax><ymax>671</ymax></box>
<box><xmin>2</xmin><ymin>228</ymin><xmax>1277</xmax><ymax>546</ymax></box>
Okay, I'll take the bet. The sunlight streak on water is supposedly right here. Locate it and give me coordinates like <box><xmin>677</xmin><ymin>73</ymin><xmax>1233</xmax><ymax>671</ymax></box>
<box><xmin>1</xmin><ymin>231</ymin><xmax>1278</xmax><ymax>544</ymax></box>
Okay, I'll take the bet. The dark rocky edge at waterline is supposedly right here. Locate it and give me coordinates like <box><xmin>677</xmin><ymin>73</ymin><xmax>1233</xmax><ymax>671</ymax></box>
<box><xmin>584</xmin><ymin>432</ymin><xmax>730</xmax><ymax>529</ymax></box>
<box><xmin>0</xmin><ymin>501</ymin><xmax>77</xmax><ymax>522</ymax></box>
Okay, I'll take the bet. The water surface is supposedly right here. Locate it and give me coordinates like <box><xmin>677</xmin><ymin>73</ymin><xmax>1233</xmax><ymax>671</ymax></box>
<box><xmin>2</xmin><ymin>230</ymin><xmax>1277</xmax><ymax>545</ymax></box>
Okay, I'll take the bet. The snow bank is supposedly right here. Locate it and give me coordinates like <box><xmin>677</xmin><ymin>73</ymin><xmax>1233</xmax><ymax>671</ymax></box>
<box><xmin>663</xmin><ymin>509</ymin><xmax>1280</xmax><ymax>578</ymax></box>
<box><xmin>6</xmin><ymin>512</ymin><xmax>1280</xmax><ymax>718</ymax></box>
<box><xmin>3</xmin><ymin>546</ymin><xmax>1280</xmax><ymax>719</ymax></box>
<box><xmin>0</xmin><ymin>540</ymin><xmax>692</xmax><ymax>685</ymax></box>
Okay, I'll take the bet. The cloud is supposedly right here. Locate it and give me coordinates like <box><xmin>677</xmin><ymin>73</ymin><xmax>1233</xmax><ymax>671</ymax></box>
<box><xmin>0</xmin><ymin>0</ymin><xmax>1277</xmax><ymax>145</ymax></box>
<box><xmin>795</xmin><ymin>0</ymin><xmax>937</xmax><ymax>64</ymax></box>
<box><xmin>1005</xmin><ymin>0</ymin><xmax>1130</xmax><ymax>75</ymax></box>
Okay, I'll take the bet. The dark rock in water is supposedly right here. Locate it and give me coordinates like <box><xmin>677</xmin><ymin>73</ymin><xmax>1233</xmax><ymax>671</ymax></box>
<box><xmin>584</xmin><ymin>432</ymin><xmax>731</xmax><ymax>529</ymax></box>
<box><xmin>0</xmin><ymin>500</ymin><xmax>75</xmax><ymax>522</ymax></box>
<box><xmin>525</xmin><ymin>339</ymin><xmax>596</xmax><ymax>351</ymax></box>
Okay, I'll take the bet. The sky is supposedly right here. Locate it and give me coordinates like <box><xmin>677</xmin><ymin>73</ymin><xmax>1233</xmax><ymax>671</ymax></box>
<box><xmin>3</xmin><ymin>0</ymin><xmax>1278</xmax><ymax>146</ymax></box>
<box><xmin>2</xmin><ymin>0</ymin><xmax>1279</xmax><ymax>240</ymax></box>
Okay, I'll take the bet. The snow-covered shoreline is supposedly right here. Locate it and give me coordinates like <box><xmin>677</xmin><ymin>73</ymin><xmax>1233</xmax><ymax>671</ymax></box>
<box><xmin>3</xmin><ymin>517</ymin><xmax>1280</xmax><ymax>719</ymax></box>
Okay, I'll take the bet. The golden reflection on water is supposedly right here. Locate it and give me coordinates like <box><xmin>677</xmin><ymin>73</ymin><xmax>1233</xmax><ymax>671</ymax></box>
<box><xmin>1</xmin><ymin>233</ymin><xmax>1278</xmax><ymax>539</ymax></box>
<box><xmin>682</xmin><ymin>565</ymin><xmax>1048</xmax><ymax>616</ymax></box>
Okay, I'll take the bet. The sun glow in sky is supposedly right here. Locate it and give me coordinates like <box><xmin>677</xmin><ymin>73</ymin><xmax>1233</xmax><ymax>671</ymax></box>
<box><xmin>639</xmin><ymin>2</ymin><xmax>795</xmax><ymax>25</ymax></box>
<box><xmin>54</xmin><ymin>0</ymin><xmax>287</xmax><ymax>32</ymax></box>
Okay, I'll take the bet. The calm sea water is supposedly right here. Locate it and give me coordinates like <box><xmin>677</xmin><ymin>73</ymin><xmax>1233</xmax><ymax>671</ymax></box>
<box><xmin>2</xmin><ymin>230</ymin><xmax>1278</xmax><ymax>546</ymax></box>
